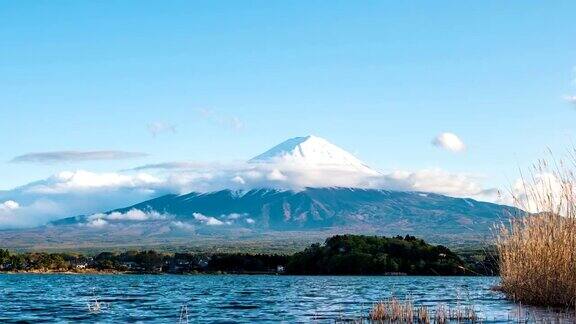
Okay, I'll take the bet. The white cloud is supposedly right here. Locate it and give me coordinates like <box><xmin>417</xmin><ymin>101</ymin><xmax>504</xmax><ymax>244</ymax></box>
<box><xmin>193</xmin><ymin>212</ymin><xmax>226</xmax><ymax>226</ymax></box>
<box><xmin>232</xmin><ymin>176</ymin><xmax>246</xmax><ymax>184</ymax></box>
<box><xmin>24</xmin><ymin>170</ymin><xmax>162</xmax><ymax>194</ymax></box>
<box><xmin>432</xmin><ymin>132</ymin><xmax>466</xmax><ymax>152</ymax></box>
<box><xmin>245</xmin><ymin>218</ymin><xmax>255</xmax><ymax>224</ymax></box>
<box><xmin>130</xmin><ymin>161</ymin><xmax>213</xmax><ymax>171</ymax></box>
<box><xmin>564</xmin><ymin>67</ymin><xmax>576</xmax><ymax>106</ymax></box>
<box><xmin>507</xmin><ymin>171</ymin><xmax>573</xmax><ymax>214</ymax></box>
<box><xmin>87</xmin><ymin>218</ymin><xmax>108</xmax><ymax>228</ymax></box>
<box><xmin>228</xmin><ymin>117</ymin><xmax>245</xmax><ymax>131</ymax></box>
<box><xmin>267</xmin><ymin>169</ymin><xmax>287</xmax><ymax>181</ymax></box>
<box><xmin>0</xmin><ymin>200</ymin><xmax>20</xmax><ymax>210</ymax></box>
<box><xmin>171</xmin><ymin>221</ymin><xmax>195</xmax><ymax>231</ymax></box>
<box><xmin>88</xmin><ymin>209</ymin><xmax>167</xmax><ymax>223</ymax></box>
<box><xmin>0</xmin><ymin>170</ymin><xmax>166</xmax><ymax>228</ymax></box>
<box><xmin>197</xmin><ymin>108</ymin><xmax>245</xmax><ymax>132</ymax></box>
<box><xmin>147</xmin><ymin>122</ymin><xmax>177</xmax><ymax>137</ymax></box>
<box><xmin>0</xmin><ymin>199</ymin><xmax>62</xmax><ymax>228</ymax></box>
<box><xmin>379</xmin><ymin>168</ymin><xmax>499</xmax><ymax>201</ymax></box>
<box><xmin>225</xmin><ymin>213</ymin><xmax>247</xmax><ymax>220</ymax></box>
<box><xmin>11</xmin><ymin>151</ymin><xmax>148</xmax><ymax>163</ymax></box>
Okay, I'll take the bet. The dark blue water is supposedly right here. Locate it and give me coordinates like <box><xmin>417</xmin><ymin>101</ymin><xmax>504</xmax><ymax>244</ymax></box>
<box><xmin>0</xmin><ymin>274</ymin><xmax>563</xmax><ymax>323</ymax></box>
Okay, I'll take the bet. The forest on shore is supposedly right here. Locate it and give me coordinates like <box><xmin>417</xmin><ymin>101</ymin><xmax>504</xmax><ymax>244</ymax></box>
<box><xmin>0</xmin><ymin>234</ymin><xmax>497</xmax><ymax>275</ymax></box>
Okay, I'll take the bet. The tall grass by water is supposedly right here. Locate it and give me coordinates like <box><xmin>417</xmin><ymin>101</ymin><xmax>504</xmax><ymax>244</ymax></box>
<box><xmin>368</xmin><ymin>297</ymin><xmax>478</xmax><ymax>323</ymax></box>
<box><xmin>496</xmin><ymin>157</ymin><xmax>576</xmax><ymax>308</ymax></box>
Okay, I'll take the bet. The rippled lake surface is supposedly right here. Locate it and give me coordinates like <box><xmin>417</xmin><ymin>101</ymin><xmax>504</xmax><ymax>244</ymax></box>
<box><xmin>0</xmin><ymin>274</ymin><xmax>566</xmax><ymax>323</ymax></box>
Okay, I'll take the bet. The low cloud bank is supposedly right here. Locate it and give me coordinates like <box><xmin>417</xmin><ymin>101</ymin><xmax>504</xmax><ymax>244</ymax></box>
<box><xmin>86</xmin><ymin>209</ymin><xmax>168</xmax><ymax>227</ymax></box>
<box><xmin>80</xmin><ymin>209</ymin><xmax>254</xmax><ymax>229</ymax></box>
<box><xmin>0</xmin><ymin>161</ymin><xmax>504</xmax><ymax>229</ymax></box>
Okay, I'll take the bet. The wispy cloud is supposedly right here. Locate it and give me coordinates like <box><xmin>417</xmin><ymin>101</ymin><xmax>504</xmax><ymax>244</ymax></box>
<box><xmin>197</xmin><ymin>108</ymin><xmax>245</xmax><ymax>132</ymax></box>
<box><xmin>11</xmin><ymin>150</ymin><xmax>148</xmax><ymax>163</ymax></box>
<box><xmin>147</xmin><ymin>122</ymin><xmax>177</xmax><ymax>137</ymax></box>
<box><xmin>565</xmin><ymin>67</ymin><xmax>576</xmax><ymax>106</ymax></box>
<box><xmin>21</xmin><ymin>170</ymin><xmax>162</xmax><ymax>194</ymax></box>
<box><xmin>130</xmin><ymin>161</ymin><xmax>214</xmax><ymax>171</ymax></box>
<box><xmin>432</xmin><ymin>132</ymin><xmax>466</xmax><ymax>152</ymax></box>
<box><xmin>171</xmin><ymin>221</ymin><xmax>195</xmax><ymax>231</ymax></box>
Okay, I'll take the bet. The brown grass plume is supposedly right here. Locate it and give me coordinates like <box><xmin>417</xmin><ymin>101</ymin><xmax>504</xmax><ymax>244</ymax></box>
<box><xmin>496</xmin><ymin>157</ymin><xmax>576</xmax><ymax>308</ymax></box>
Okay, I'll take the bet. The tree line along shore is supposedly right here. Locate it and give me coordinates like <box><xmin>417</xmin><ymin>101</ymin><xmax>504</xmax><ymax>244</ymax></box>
<box><xmin>0</xmin><ymin>234</ymin><xmax>497</xmax><ymax>275</ymax></box>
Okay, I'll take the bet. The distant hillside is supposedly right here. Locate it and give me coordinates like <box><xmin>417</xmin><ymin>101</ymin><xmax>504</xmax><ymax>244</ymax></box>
<box><xmin>57</xmin><ymin>188</ymin><xmax>517</xmax><ymax>233</ymax></box>
<box><xmin>20</xmin><ymin>187</ymin><xmax>521</xmax><ymax>251</ymax></box>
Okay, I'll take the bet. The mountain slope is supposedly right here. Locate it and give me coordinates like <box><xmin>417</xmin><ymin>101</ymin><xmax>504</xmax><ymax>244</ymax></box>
<box><xmin>55</xmin><ymin>188</ymin><xmax>518</xmax><ymax>237</ymax></box>
<box><xmin>1</xmin><ymin>188</ymin><xmax>519</xmax><ymax>250</ymax></box>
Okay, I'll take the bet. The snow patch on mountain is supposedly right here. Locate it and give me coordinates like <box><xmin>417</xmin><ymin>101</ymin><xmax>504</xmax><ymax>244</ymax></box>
<box><xmin>250</xmin><ymin>135</ymin><xmax>379</xmax><ymax>175</ymax></box>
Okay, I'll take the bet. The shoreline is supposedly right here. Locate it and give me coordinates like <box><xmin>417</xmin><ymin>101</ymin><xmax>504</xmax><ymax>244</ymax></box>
<box><xmin>0</xmin><ymin>270</ymin><xmax>282</xmax><ymax>275</ymax></box>
<box><xmin>1</xmin><ymin>269</ymin><xmax>128</xmax><ymax>275</ymax></box>
<box><xmin>0</xmin><ymin>270</ymin><xmax>495</xmax><ymax>277</ymax></box>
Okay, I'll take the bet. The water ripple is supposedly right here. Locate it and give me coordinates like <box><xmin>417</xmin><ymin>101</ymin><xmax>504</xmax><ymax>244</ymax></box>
<box><xmin>0</xmin><ymin>274</ymin><xmax>563</xmax><ymax>323</ymax></box>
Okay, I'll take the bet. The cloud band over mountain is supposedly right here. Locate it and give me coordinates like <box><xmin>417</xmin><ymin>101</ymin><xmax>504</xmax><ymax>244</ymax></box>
<box><xmin>0</xmin><ymin>136</ymin><xmax>503</xmax><ymax>228</ymax></box>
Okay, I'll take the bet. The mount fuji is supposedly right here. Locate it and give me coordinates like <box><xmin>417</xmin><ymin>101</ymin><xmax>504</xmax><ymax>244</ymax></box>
<box><xmin>240</xmin><ymin>135</ymin><xmax>382</xmax><ymax>189</ymax></box>
<box><xmin>0</xmin><ymin>136</ymin><xmax>519</xmax><ymax>250</ymax></box>
<box><xmin>249</xmin><ymin>135</ymin><xmax>379</xmax><ymax>175</ymax></box>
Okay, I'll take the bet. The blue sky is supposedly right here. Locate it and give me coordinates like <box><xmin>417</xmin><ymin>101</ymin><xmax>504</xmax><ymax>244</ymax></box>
<box><xmin>1</xmin><ymin>0</ymin><xmax>575</xmax><ymax>196</ymax></box>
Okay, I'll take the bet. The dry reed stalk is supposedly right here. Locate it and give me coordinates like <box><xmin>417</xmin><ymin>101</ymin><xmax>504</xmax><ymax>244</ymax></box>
<box><xmin>369</xmin><ymin>298</ymin><xmax>477</xmax><ymax>323</ymax></box>
<box><xmin>496</xmin><ymin>157</ymin><xmax>576</xmax><ymax>308</ymax></box>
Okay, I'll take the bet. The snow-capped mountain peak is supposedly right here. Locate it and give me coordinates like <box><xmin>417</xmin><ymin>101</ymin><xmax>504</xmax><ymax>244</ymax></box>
<box><xmin>249</xmin><ymin>135</ymin><xmax>378</xmax><ymax>174</ymax></box>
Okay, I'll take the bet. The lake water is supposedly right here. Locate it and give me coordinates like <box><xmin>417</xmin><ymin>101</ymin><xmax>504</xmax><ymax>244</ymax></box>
<box><xmin>0</xmin><ymin>274</ymin><xmax>567</xmax><ymax>323</ymax></box>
